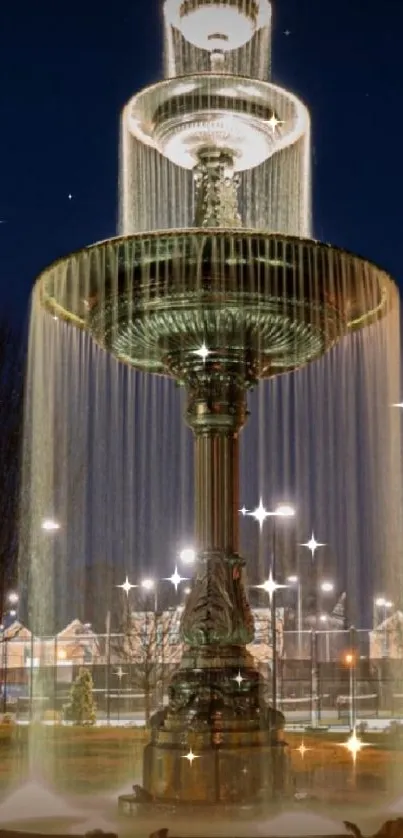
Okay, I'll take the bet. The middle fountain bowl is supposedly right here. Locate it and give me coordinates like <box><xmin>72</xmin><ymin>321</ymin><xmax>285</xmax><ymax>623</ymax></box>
<box><xmin>37</xmin><ymin>229</ymin><xmax>391</xmax><ymax>382</ymax></box>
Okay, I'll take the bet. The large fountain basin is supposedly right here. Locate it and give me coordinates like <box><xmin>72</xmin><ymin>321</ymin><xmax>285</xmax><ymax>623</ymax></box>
<box><xmin>36</xmin><ymin>230</ymin><xmax>392</xmax><ymax>380</ymax></box>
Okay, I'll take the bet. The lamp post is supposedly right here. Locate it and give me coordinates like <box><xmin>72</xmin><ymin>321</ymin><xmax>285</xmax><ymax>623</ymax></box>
<box><xmin>319</xmin><ymin>614</ymin><xmax>330</xmax><ymax>662</ymax></box>
<box><xmin>114</xmin><ymin>667</ymin><xmax>127</xmax><ymax>723</ymax></box>
<box><xmin>287</xmin><ymin>575</ymin><xmax>302</xmax><ymax>659</ymax></box>
<box><xmin>374</xmin><ymin>596</ymin><xmax>393</xmax><ymax>626</ymax></box>
<box><xmin>344</xmin><ymin>649</ymin><xmax>356</xmax><ymax>731</ymax></box>
<box><xmin>248</xmin><ymin>501</ymin><xmax>295</xmax><ymax>713</ymax></box>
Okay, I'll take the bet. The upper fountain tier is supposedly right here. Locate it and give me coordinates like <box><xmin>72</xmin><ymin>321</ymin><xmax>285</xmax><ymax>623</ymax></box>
<box><xmin>163</xmin><ymin>0</ymin><xmax>272</xmax><ymax>80</ymax></box>
<box><xmin>126</xmin><ymin>74</ymin><xmax>307</xmax><ymax>173</ymax></box>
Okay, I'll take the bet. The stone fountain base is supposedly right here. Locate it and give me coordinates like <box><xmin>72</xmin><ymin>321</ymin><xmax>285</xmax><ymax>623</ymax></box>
<box><xmin>120</xmin><ymin>647</ymin><xmax>292</xmax><ymax>810</ymax></box>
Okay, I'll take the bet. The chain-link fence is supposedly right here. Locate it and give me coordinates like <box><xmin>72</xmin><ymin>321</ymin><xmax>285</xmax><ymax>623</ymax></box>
<box><xmin>1</xmin><ymin>624</ymin><xmax>403</xmax><ymax>725</ymax></box>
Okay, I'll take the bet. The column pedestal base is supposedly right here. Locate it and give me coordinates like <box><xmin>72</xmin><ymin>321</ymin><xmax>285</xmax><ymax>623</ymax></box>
<box><xmin>120</xmin><ymin>648</ymin><xmax>293</xmax><ymax>809</ymax></box>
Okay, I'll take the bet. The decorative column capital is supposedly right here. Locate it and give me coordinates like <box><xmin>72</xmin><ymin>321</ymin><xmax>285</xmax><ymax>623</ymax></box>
<box><xmin>180</xmin><ymin>551</ymin><xmax>254</xmax><ymax>647</ymax></box>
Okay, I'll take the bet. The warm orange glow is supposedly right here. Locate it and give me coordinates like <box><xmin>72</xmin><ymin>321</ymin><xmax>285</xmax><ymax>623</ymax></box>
<box><xmin>57</xmin><ymin>648</ymin><xmax>67</xmax><ymax>660</ymax></box>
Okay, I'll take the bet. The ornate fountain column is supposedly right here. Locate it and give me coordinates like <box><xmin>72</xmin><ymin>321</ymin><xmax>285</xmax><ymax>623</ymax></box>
<box><xmin>140</xmin><ymin>371</ymin><xmax>289</xmax><ymax>806</ymax></box>
<box><xmin>180</xmin><ymin>375</ymin><xmax>254</xmax><ymax>651</ymax></box>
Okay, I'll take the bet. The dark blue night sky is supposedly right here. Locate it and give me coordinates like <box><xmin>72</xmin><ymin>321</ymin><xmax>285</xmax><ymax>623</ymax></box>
<box><xmin>0</xmin><ymin>0</ymin><xmax>401</xmax><ymax>327</ymax></box>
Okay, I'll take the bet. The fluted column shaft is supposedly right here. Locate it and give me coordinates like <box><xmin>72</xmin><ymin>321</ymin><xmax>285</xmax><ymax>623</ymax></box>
<box><xmin>180</xmin><ymin>376</ymin><xmax>254</xmax><ymax>647</ymax></box>
<box><xmin>194</xmin><ymin>429</ymin><xmax>240</xmax><ymax>555</ymax></box>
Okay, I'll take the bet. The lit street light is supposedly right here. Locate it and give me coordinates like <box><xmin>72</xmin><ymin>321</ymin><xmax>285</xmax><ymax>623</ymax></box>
<box><xmin>320</xmin><ymin>581</ymin><xmax>334</xmax><ymax>594</ymax></box>
<box><xmin>141</xmin><ymin>578</ymin><xmax>158</xmax><ymax>611</ymax></box>
<box><xmin>41</xmin><ymin>518</ymin><xmax>60</xmax><ymax>532</ymax></box>
<box><xmin>179</xmin><ymin>547</ymin><xmax>196</xmax><ymax>565</ymax></box>
<box><xmin>374</xmin><ymin>596</ymin><xmax>393</xmax><ymax>627</ymax></box>
<box><xmin>344</xmin><ymin>651</ymin><xmax>356</xmax><ymax>731</ymax></box>
<box><xmin>319</xmin><ymin>614</ymin><xmax>331</xmax><ymax>661</ymax></box>
<box><xmin>7</xmin><ymin>592</ymin><xmax>18</xmax><ymax>606</ymax></box>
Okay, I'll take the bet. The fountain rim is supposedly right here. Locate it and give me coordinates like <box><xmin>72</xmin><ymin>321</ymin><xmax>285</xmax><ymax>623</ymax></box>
<box><xmin>34</xmin><ymin>228</ymin><xmax>397</xmax><ymax>297</ymax></box>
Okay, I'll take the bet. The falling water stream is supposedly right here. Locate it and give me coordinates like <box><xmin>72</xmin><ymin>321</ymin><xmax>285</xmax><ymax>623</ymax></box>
<box><xmin>8</xmin><ymin>0</ymin><xmax>403</xmax><ymax>835</ymax></box>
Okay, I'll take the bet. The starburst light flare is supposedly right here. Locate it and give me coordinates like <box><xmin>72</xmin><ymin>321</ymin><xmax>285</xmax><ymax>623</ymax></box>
<box><xmin>115</xmin><ymin>667</ymin><xmax>127</xmax><ymax>680</ymax></box>
<box><xmin>116</xmin><ymin>576</ymin><xmax>138</xmax><ymax>596</ymax></box>
<box><xmin>233</xmin><ymin>670</ymin><xmax>245</xmax><ymax>688</ymax></box>
<box><xmin>267</xmin><ymin>114</ymin><xmax>284</xmax><ymax>132</ymax></box>
<box><xmin>182</xmin><ymin>748</ymin><xmax>200</xmax><ymax>765</ymax></box>
<box><xmin>193</xmin><ymin>343</ymin><xmax>210</xmax><ymax>362</ymax></box>
<box><xmin>248</xmin><ymin>499</ymin><xmax>274</xmax><ymax>528</ymax></box>
<box><xmin>255</xmin><ymin>569</ymin><xmax>288</xmax><ymax>602</ymax></box>
<box><xmin>165</xmin><ymin>566</ymin><xmax>189</xmax><ymax>592</ymax></box>
<box><xmin>300</xmin><ymin>532</ymin><xmax>326</xmax><ymax>559</ymax></box>
<box><xmin>296</xmin><ymin>741</ymin><xmax>311</xmax><ymax>759</ymax></box>
<box><xmin>340</xmin><ymin>729</ymin><xmax>370</xmax><ymax>764</ymax></box>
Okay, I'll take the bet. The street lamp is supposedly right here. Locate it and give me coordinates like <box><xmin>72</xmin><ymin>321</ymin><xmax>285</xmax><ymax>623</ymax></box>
<box><xmin>287</xmin><ymin>575</ymin><xmax>302</xmax><ymax>659</ymax></box>
<box><xmin>7</xmin><ymin>593</ymin><xmax>18</xmax><ymax>606</ymax></box>
<box><xmin>141</xmin><ymin>578</ymin><xmax>157</xmax><ymax>611</ymax></box>
<box><xmin>319</xmin><ymin>614</ymin><xmax>331</xmax><ymax>662</ymax></box>
<box><xmin>320</xmin><ymin>581</ymin><xmax>334</xmax><ymax>594</ymax></box>
<box><xmin>179</xmin><ymin>547</ymin><xmax>196</xmax><ymax>565</ymax></box>
<box><xmin>374</xmin><ymin>596</ymin><xmax>393</xmax><ymax>627</ymax></box>
<box><xmin>41</xmin><ymin>518</ymin><xmax>60</xmax><ymax>531</ymax></box>
<box><xmin>374</xmin><ymin>596</ymin><xmax>393</xmax><ymax>657</ymax></box>
<box><xmin>344</xmin><ymin>651</ymin><xmax>356</xmax><ymax>731</ymax></box>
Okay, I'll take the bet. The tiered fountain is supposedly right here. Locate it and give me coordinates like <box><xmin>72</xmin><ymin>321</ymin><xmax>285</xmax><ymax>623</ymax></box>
<box><xmin>35</xmin><ymin>0</ymin><xmax>395</xmax><ymax>810</ymax></box>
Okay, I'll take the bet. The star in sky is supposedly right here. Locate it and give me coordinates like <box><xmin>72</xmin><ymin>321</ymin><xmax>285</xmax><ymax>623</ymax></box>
<box><xmin>116</xmin><ymin>576</ymin><xmax>137</xmax><ymax>596</ymax></box>
<box><xmin>193</xmin><ymin>343</ymin><xmax>210</xmax><ymax>361</ymax></box>
<box><xmin>300</xmin><ymin>532</ymin><xmax>325</xmax><ymax>559</ymax></box>
<box><xmin>233</xmin><ymin>670</ymin><xmax>245</xmax><ymax>688</ymax></box>
<box><xmin>284</xmin><ymin>29</ymin><xmax>292</xmax><ymax>36</ymax></box>
<box><xmin>164</xmin><ymin>565</ymin><xmax>189</xmax><ymax>592</ymax></box>
<box><xmin>256</xmin><ymin>569</ymin><xmax>288</xmax><ymax>602</ymax></box>
<box><xmin>182</xmin><ymin>748</ymin><xmax>199</xmax><ymax>765</ymax></box>
<box><xmin>68</xmin><ymin>193</ymin><xmax>73</xmax><ymax>200</ymax></box>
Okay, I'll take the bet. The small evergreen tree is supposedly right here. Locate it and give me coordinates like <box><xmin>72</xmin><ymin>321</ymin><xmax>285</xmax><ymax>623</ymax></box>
<box><xmin>64</xmin><ymin>667</ymin><xmax>96</xmax><ymax>725</ymax></box>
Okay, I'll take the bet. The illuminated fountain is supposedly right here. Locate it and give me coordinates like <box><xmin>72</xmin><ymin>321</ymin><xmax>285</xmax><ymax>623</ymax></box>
<box><xmin>24</xmin><ymin>0</ymin><xmax>400</xmax><ymax>816</ymax></box>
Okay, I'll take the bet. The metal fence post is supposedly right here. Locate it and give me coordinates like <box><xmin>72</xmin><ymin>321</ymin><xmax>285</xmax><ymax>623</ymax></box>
<box><xmin>29</xmin><ymin>631</ymin><xmax>34</xmax><ymax>722</ymax></box>
<box><xmin>2</xmin><ymin>637</ymin><xmax>8</xmax><ymax>714</ymax></box>
<box><xmin>105</xmin><ymin>611</ymin><xmax>111</xmax><ymax>725</ymax></box>
<box><xmin>350</xmin><ymin>625</ymin><xmax>357</xmax><ymax>730</ymax></box>
<box><xmin>53</xmin><ymin>635</ymin><xmax>58</xmax><ymax>717</ymax></box>
<box><xmin>310</xmin><ymin>629</ymin><xmax>317</xmax><ymax>726</ymax></box>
